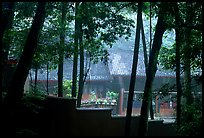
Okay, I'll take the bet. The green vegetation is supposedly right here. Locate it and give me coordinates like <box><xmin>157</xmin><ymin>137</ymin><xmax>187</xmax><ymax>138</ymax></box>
<box><xmin>63</xmin><ymin>79</ymin><xmax>75</xmax><ymax>97</ymax></box>
<box><xmin>177</xmin><ymin>101</ymin><xmax>202</xmax><ymax>136</ymax></box>
<box><xmin>81</xmin><ymin>91</ymin><xmax>119</xmax><ymax>106</ymax></box>
<box><xmin>1</xmin><ymin>2</ymin><xmax>202</xmax><ymax>136</ymax></box>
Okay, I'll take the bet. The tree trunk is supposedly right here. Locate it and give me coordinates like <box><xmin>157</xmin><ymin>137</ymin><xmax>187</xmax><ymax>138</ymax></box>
<box><xmin>174</xmin><ymin>2</ymin><xmax>183</xmax><ymax>130</ymax></box>
<box><xmin>183</xmin><ymin>2</ymin><xmax>193</xmax><ymax>105</ymax></box>
<box><xmin>77</xmin><ymin>17</ymin><xmax>84</xmax><ymax>108</ymax></box>
<box><xmin>83</xmin><ymin>53</ymin><xmax>91</xmax><ymax>83</ymax></box>
<box><xmin>148</xmin><ymin>3</ymin><xmax>154</xmax><ymax>120</ymax></box>
<box><xmin>58</xmin><ymin>58</ymin><xmax>63</xmax><ymax>97</ymax></box>
<box><xmin>141</xmin><ymin>12</ymin><xmax>154</xmax><ymax>120</ymax></box>
<box><xmin>138</xmin><ymin>4</ymin><xmax>166</xmax><ymax>136</ymax></box>
<box><xmin>2</xmin><ymin>2</ymin><xmax>46</xmax><ymax>135</ymax></box>
<box><xmin>72</xmin><ymin>2</ymin><xmax>79</xmax><ymax>98</ymax></box>
<box><xmin>125</xmin><ymin>2</ymin><xmax>142</xmax><ymax>136</ymax></box>
<box><xmin>58</xmin><ymin>2</ymin><xmax>66</xmax><ymax>97</ymax></box>
<box><xmin>34</xmin><ymin>66</ymin><xmax>38</xmax><ymax>93</ymax></box>
<box><xmin>149</xmin><ymin>2</ymin><xmax>152</xmax><ymax>52</ymax></box>
<box><xmin>47</xmin><ymin>63</ymin><xmax>49</xmax><ymax>95</ymax></box>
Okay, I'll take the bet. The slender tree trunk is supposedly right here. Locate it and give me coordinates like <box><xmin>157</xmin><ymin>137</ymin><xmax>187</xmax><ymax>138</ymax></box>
<box><xmin>149</xmin><ymin>2</ymin><xmax>152</xmax><ymax>53</ymax></box>
<box><xmin>174</xmin><ymin>2</ymin><xmax>183</xmax><ymax>130</ymax></box>
<box><xmin>141</xmin><ymin>12</ymin><xmax>154</xmax><ymax>120</ymax></box>
<box><xmin>175</xmin><ymin>23</ymin><xmax>183</xmax><ymax>131</ymax></box>
<box><xmin>29</xmin><ymin>70</ymin><xmax>33</xmax><ymax>84</ymax></box>
<box><xmin>58</xmin><ymin>2</ymin><xmax>66</xmax><ymax>97</ymax></box>
<box><xmin>83</xmin><ymin>54</ymin><xmax>91</xmax><ymax>83</ymax></box>
<box><xmin>138</xmin><ymin>4</ymin><xmax>166</xmax><ymax>136</ymax></box>
<box><xmin>72</xmin><ymin>2</ymin><xmax>79</xmax><ymax>98</ymax></box>
<box><xmin>148</xmin><ymin>3</ymin><xmax>154</xmax><ymax>119</ymax></box>
<box><xmin>58</xmin><ymin>58</ymin><xmax>63</xmax><ymax>97</ymax></box>
<box><xmin>3</xmin><ymin>2</ymin><xmax>46</xmax><ymax>136</ymax></box>
<box><xmin>183</xmin><ymin>2</ymin><xmax>193</xmax><ymax>105</ymax></box>
<box><xmin>34</xmin><ymin>66</ymin><xmax>38</xmax><ymax>93</ymax></box>
<box><xmin>77</xmin><ymin>18</ymin><xmax>84</xmax><ymax>108</ymax></box>
<box><xmin>47</xmin><ymin>63</ymin><xmax>49</xmax><ymax>95</ymax></box>
<box><xmin>125</xmin><ymin>2</ymin><xmax>142</xmax><ymax>136</ymax></box>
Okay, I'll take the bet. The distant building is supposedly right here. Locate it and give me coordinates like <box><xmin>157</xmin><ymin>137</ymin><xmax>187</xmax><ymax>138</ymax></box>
<box><xmin>29</xmin><ymin>45</ymin><xmax>178</xmax><ymax>116</ymax></box>
<box><xmin>29</xmin><ymin>39</ymin><xmax>201</xmax><ymax>116</ymax></box>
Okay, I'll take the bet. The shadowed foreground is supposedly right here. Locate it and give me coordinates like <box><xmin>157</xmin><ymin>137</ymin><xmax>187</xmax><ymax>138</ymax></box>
<box><xmin>2</xmin><ymin>96</ymin><xmax>176</xmax><ymax>136</ymax></box>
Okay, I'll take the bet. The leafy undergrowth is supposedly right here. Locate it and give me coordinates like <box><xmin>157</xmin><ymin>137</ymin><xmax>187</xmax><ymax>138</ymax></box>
<box><xmin>14</xmin><ymin>93</ymin><xmax>46</xmax><ymax>136</ymax></box>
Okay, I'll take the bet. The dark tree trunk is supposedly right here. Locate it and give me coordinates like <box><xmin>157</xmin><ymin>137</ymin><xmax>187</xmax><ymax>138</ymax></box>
<box><xmin>141</xmin><ymin>13</ymin><xmax>154</xmax><ymax>120</ymax></box>
<box><xmin>149</xmin><ymin>2</ymin><xmax>152</xmax><ymax>52</ymax></box>
<box><xmin>58</xmin><ymin>57</ymin><xmax>63</xmax><ymax>97</ymax></box>
<box><xmin>141</xmin><ymin>18</ymin><xmax>148</xmax><ymax>73</ymax></box>
<box><xmin>125</xmin><ymin>2</ymin><xmax>142</xmax><ymax>136</ymax></box>
<box><xmin>148</xmin><ymin>3</ymin><xmax>154</xmax><ymax>120</ymax></box>
<box><xmin>175</xmin><ymin>24</ymin><xmax>183</xmax><ymax>131</ymax></box>
<box><xmin>72</xmin><ymin>2</ymin><xmax>79</xmax><ymax>98</ymax></box>
<box><xmin>2</xmin><ymin>2</ymin><xmax>46</xmax><ymax>136</ymax></box>
<box><xmin>174</xmin><ymin>2</ymin><xmax>183</xmax><ymax>130</ymax></box>
<box><xmin>58</xmin><ymin>2</ymin><xmax>66</xmax><ymax>97</ymax></box>
<box><xmin>183</xmin><ymin>2</ymin><xmax>193</xmax><ymax>105</ymax></box>
<box><xmin>138</xmin><ymin>4</ymin><xmax>166</xmax><ymax>136</ymax></box>
<box><xmin>83</xmin><ymin>54</ymin><xmax>91</xmax><ymax>83</ymax></box>
<box><xmin>47</xmin><ymin>63</ymin><xmax>49</xmax><ymax>94</ymax></box>
<box><xmin>77</xmin><ymin>18</ymin><xmax>84</xmax><ymax>108</ymax></box>
<box><xmin>34</xmin><ymin>66</ymin><xmax>38</xmax><ymax>93</ymax></box>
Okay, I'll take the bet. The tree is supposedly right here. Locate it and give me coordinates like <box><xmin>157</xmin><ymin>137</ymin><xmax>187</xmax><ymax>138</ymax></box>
<box><xmin>58</xmin><ymin>2</ymin><xmax>67</xmax><ymax>97</ymax></box>
<box><xmin>77</xmin><ymin>3</ymin><xmax>84</xmax><ymax>108</ymax></box>
<box><xmin>183</xmin><ymin>2</ymin><xmax>194</xmax><ymax>105</ymax></box>
<box><xmin>173</xmin><ymin>2</ymin><xmax>183</xmax><ymax>130</ymax></box>
<box><xmin>157</xmin><ymin>2</ymin><xmax>202</xmax><ymax>135</ymax></box>
<box><xmin>2</xmin><ymin>2</ymin><xmax>46</xmax><ymax>136</ymax></box>
<box><xmin>71</xmin><ymin>2</ymin><xmax>79</xmax><ymax>98</ymax></box>
<box><xmin>138</xmin><ymin>3</ymin><xmax>167</xmax><ymax>136</ymax></box>
<box><xmin>125</xmin><ymin>2</ymin><xmax>142</xmax><ymax>136</ymax></box>
<box><xmin>3</xmin><ymin>2</ymin><xmax>46</xmax><ymax>110</ymax></box>
<box><xmin>75</xmin><ymin>2</ymin><xmax>135</xmax><ymax>106</ymax></box>
<box><xmin>140</xmin><ymin>6</ymin><xmax>154</xmax><ymax>120</ymax></box>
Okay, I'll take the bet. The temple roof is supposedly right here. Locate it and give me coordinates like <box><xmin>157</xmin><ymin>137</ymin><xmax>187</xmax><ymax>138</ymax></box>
<box><xmin>31</xmin><ymin>47</ymin><xmax>175</xmax><ymax>81</ymax></box>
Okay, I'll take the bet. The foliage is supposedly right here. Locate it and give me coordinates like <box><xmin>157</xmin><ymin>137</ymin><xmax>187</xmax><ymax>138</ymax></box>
<box><xmin>159</xmin><ymin>43</ymin><xmax>176</xmax><ymax>71</ymax></box>
<box><xmin>63</xmin><ymin>79</ymin><xmax>75</xmax><ymax>97</ymax></box>
<box><xmin>159</xmin><ymin>31</ymin><xmax>202</xmax><ymax>73</ymax></box>
<box><xmin>5</xmin><ymin>2</ymin><xmax>137</xmax><ymax>72</ymax></box>
<box><xmin>106</xmin><ymin>91</ymin><xmax>119</xmax><ymax>100</ymax></box>
<box><xmin>89</xmin><ymin>91</ymin><xmax>97</xmax><ymax>101</ymax></box>
<box><xmin>154</xmin><ymin>83</ymin><xmax>177</xmax><ymax>99</ymax></box>
<box><xmin>5</xmin><ymin>2</ymin><xmax>37</xmax><ymax>60</ymax></box>
<box><xmin>158</xmin><ymin>2</ymin><xmax>202</xmax><ymax>73</ymax></box>
<box><xmin>16</xmin><ymin>129</ymin><xmax>39</xmax><ymax>136</ymax></box>
<box><xmin>77</xmin><ymin>2</ymin><xmax>135</xmax><ymax>64</ymax></box>
<box><xmin>15</xmin><ymin>91</ymin><xmax>46</xmax><ymax>136</ymax></box>
<box><xmin>21</xmin><ymin>91</ymin><xmax>46</xmax><ymax>114</ymax></box>
<box><xmin>177</xmin><ymin>102</ymin><xmax>202</xmax><ymax>136</ymax></box>
<box><xmin>81</xmin><ymin>91</ymin><xmax>119</xmax><ymax>106</ymax></box>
